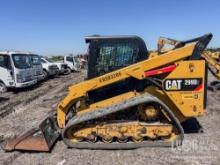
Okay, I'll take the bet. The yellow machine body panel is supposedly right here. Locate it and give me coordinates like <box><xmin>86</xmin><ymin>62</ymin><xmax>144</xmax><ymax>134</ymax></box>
<box><xmin>57</xmin><ymin>43</ymin><xmax>196</xmax><ymax>128</ymax></box>
<box><xmin>57</xmin><ymin>43</ymin><xmax>198</xmax><ymax>128</ymax></box>
<box><xmin>61</xmin><ymin>59</ymin><xmax>207</xmax><ymax>146</ymax></box>
<box><xmin>163</xmin><ymin>60</ymin><xmax>206</xmax><ymax>118</ymax></box>
<box><xmin>74</xmin><ymin>60</ymin><xmax>206</xmax><ymax>122</ymax></box>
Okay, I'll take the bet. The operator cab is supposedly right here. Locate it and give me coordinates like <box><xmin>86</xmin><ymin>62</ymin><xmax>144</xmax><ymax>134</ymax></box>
<box><xmin>85</xmin><ymin>35</ymin><xmax>149</xmax><ymax>102</ymax></box>
<box><xmin>85</xmin><ymin>35</ymin><xmax>148</xmax><ymax>79</ymax></box>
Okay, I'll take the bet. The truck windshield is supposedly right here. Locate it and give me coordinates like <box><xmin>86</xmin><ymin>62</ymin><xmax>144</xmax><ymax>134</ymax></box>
<box><xmin>12</xmin><ymin>54</ymin><xmax>32</xmax><ymax>69</ymax></box>
<box><xmin>46</xmin><ymin>58</ymin><xmax>53</xmax><ymax>63</ymax></box>
<box><xmin>66</xmin><ymin>56</ymin><xmax>73</xmax><ymax>62</ymax></box>
<box><xmin>30</xmin><ymin>55</ymin><xmax>41</xmax><ymax>65</ymax></box>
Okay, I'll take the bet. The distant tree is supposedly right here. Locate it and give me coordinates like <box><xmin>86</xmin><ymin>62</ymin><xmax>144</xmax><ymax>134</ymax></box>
<box><xmin>206</xmin><ymin>47</ymin><xmax>220</xmax><ymax>52</ymax></box>
<box><xmin>49</xmin><ymin>56</ymin><xmax>64</xmax><ymax>62</ymax></box>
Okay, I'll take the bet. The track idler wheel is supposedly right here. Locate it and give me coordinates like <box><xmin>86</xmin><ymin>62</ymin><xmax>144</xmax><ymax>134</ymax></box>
<box><xmin>117</xmin><ymin>137</ymin><xmax>128</xmax><ymax>143</ymax></box>
<box><xmin>86</xmin><ymin>134</ymin><xmax>97</xmax><ymax>143</ymax></box>
<box><xmin>132</xmin><ymin>137</ymin><xmax>144</xmax><ymax>143</ymax></box>
<box><xmin>102</xmin><ymin>136</ymin><xmax>113</xmax><ymax>143</ymax></box>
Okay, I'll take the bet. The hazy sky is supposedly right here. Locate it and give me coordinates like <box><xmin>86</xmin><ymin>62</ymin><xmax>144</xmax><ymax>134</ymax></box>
<box><xmin>0</xmin><ymin>0</ymin><xmax>219</xmax><ymax>55</ymax></box>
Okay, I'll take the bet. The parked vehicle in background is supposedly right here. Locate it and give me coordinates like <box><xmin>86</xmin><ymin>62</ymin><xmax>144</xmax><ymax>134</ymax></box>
<box><xmin>76</xmin><ymin>54</ymin><xmax>88</xmax><ymax>69</ymax></box>
<box><xmin>63</xmin><ymin>56</ymin><xmax>80</xmax><ymax>72</ymax></box>
<box><xmin>0</xmin><ymin>51</ymin><xmax>37</xmax><ymax>93</ymax></box>
<box><xmin>29</xmin><ymin>54</ymin><xmax>44</xmax><ymax>81</ymax></box>
<box><xmin>53</xmin><ymin>62</ymin><xmax>70</xmax><ymax>75</ymax></box>
<box><xmin>40</xmin><ymin>57</ymin><xmax>59</xmax><ymax>79</ymax></box>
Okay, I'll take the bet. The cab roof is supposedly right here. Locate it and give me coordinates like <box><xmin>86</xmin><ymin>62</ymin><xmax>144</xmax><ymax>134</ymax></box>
<box><xmin>85</xmin><ymin>35</ymin><xmax>146</xmax><ymax>44</ymax></box>
<box><xmin>0</xmin><ymin>51</ymin><xmax>31</xmax><ymax>55</ymax></box>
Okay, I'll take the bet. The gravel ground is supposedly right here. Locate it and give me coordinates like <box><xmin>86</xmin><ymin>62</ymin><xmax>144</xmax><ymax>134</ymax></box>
<box><xmin>0</xmin><ymin>71</ymin><xmax>219</xmax><ymax>165</ymax></box>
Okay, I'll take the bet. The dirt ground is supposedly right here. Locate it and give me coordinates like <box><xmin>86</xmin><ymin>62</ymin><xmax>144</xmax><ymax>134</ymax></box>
<box><xmin>0</xmin><ymin>70</ymin><xmax>219</xmax><ymax>165</ymax></box>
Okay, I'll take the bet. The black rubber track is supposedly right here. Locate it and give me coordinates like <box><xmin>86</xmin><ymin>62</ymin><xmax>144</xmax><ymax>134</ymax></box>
<box><xmin>62</xmin><ymin>94</ymin><xmax>184</xmax><ymax>149</ymax></box>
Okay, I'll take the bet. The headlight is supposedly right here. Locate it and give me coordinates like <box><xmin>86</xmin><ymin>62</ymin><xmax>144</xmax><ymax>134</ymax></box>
<box><xmin>16</xmin><ymin>74</ymin><xmax>23</xmax><ymax>83</ymax></box>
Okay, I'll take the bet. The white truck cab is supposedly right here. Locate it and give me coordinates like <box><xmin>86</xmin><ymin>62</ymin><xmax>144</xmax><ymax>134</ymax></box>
<box><xmin>40</xmin><ymin>57</ymin><xmax>59</xmax><ymax>79</ymax></box>
<box><xmin>53</xmin><ymin>62</ymin><xmax>70</xmax><ymax>74</ymax></box>
<box><xmin>29</xmin><ymin>54</ymin><xmax>44</xmax><ymax>81</ymax></box>
<box><xmin>0</xmin><ymin>51</ymin><xmax>37</xmax><ymax>93</ymax></box>
<box><xmin>64</xmin><ymin>56</ymin><xmax>80</xmax><ymax>72</ymax></box>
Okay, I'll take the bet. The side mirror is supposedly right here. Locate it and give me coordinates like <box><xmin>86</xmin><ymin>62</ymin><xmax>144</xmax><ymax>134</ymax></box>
<box><xmin>6</xmin><ymin>66</ymin><xmax>13</xmax><ymax>75</ymax></box>
<box><xmin>10</xmin><ymin>71</ymin><xmax>13</xmax><ymax>76</ymax></box>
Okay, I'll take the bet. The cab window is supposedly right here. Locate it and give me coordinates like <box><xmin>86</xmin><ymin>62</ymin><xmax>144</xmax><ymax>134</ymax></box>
<box><xmin>66</xmin><ymin>57</ymin><xmax>73</xmax><ymax>62</ymax></box>
<box><xmin>30</xmin><ymin>55</ymin><xmax>41</xmax><ymax>65</ymax></box>
<box><xmin>66</xmin><ymin>56</ymin><xmax>74</xmax><ymax>64</ymax></box>
<box><xmin>0</xmin><ymin>55</ymin><xmax>11</xmax><ymax>69</ymax></box>
<box><xmin>40</xmin><ymin>59</ymin><xmax>46</xmax><ymax>63</ymax></box>
<box><xmin>95</xmin><ymin>42</ymin><xmax>139</xmax><ymax>75</ymax></box>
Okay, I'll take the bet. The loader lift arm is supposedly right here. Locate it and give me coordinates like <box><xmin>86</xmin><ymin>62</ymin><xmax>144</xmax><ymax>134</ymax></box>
<box><xmin>157</xmin><ymin>36</ymin><xmax>220</xmax><ymax>79</ymax></box>
<box><xmin>202</xmin><ymin>51</ymin><xmax>220</xmax><ymax>79</ymax></box>
<box><xmin>157</xmin><ymin>37</ymin><xmax>183</xmax><ymax>53</ymax></box>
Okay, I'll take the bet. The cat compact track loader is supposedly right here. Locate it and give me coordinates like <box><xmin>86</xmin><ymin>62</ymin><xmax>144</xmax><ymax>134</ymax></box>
<box><xmin>4</xmin><ymin>33</ymin><xmax>213</xmax><ymax>151</ymax></box>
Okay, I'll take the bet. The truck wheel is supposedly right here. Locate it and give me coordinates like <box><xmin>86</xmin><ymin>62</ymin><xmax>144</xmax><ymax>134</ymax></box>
<box><xmin>0</xmin><ymin>82</ymin><xmax>7</xmax><ymax>93</ymax></box>
<box><xmin>65</xmin><ymin>67</ymin><xmax>71</xmax><ymax>74</ymax></box>
<box><xmin>42</xmin><ymin>70</ymin><xmax>48</xmax><ymax>80</ymax></box>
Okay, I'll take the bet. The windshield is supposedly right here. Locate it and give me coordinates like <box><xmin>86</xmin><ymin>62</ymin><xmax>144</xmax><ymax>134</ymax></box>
<box><xmin>74</xmin><ymin>57</ymin><xmax>79</xmax><ymax>63</ymax></box>
<box><xmin>46</xmin><ymin>58</ymin><xmax>53</xmax><ymax>63</ymax></box>
<box><xmin>30</xmin><ymin>55</ymin><xmax>41</xmax><ymax>65</ymax></box>
<box><xmin>12</xmin><ymin>54</ymin><xmax>32</xmax><ymax>69</ymax></box>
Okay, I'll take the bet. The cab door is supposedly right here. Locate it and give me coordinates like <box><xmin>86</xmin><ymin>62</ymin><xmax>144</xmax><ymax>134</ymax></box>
<box><xmin>65</xmin><ymin>56</ymin><xmax>74</xmax><ymax>69</ymax></box>
<box><xmin>0</xmin><ymin>55</ymin><xmax>14</xmax><ymax>87</ymax></box>
<box><xmin>86</xmin><ymin>37</ymin><xmax>148</xmax><ymax>102</ymax></box>
<box><xmin>87</xmin><ymin>37</ymin><xmax>148</xmax><ymax>79</ymax></box>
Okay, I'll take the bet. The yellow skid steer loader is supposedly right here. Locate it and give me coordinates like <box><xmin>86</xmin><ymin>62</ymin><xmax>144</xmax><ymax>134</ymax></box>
<box><xmin>4</xmin><ymin>33</ymin><xmax>214</xmax><ymax>151</ymax></box>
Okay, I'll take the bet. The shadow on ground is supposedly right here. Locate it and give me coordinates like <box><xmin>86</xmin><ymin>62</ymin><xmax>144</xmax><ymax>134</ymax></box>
<box><xmin>0</xmin><ymin>97</ymin><xmax>9</xmax><ymax>102</ymax></box>
<box><xmin>181</xmin><ymin>117</ymin><xmax>203</xmax><ymax>133</ymax></box>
